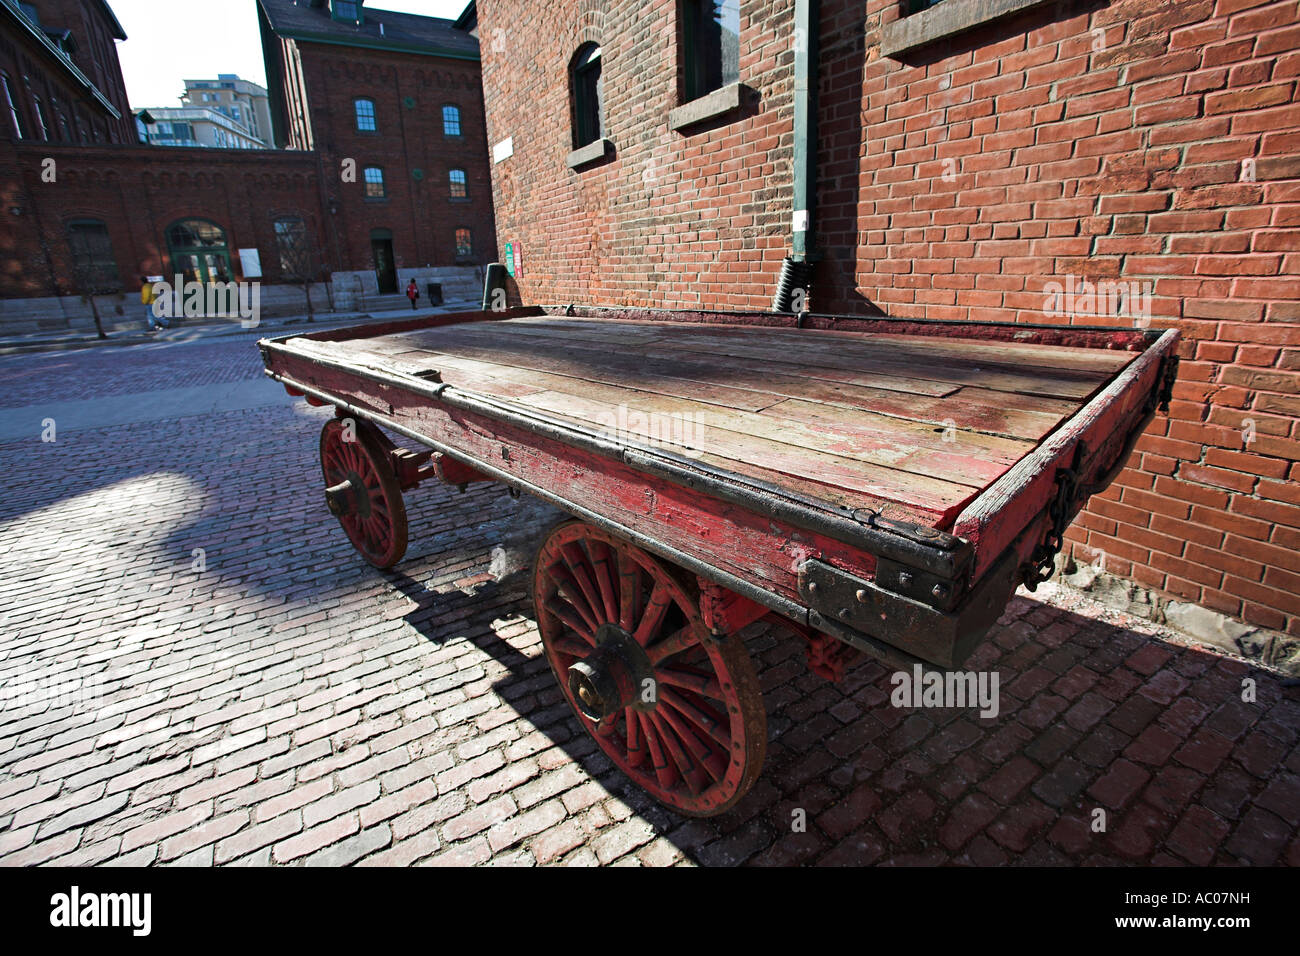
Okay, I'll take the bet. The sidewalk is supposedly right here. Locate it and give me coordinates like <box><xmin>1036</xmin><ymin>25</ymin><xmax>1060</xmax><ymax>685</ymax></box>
<box><xmin>0</xmin><ymin>298</ymin><xmax>483</xmax><ymax>356</ymax></box>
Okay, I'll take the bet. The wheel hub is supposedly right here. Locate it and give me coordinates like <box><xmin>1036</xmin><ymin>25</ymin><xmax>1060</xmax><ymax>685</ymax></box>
<box><xmin>324</xmin><ymin>475</ymin><xmax>369</xmax><ymax>518</ymax></box>
<box><xmin>567</xmin><ymin>623</ymin><xmax>656</xmax><ymax>721</ymax></box>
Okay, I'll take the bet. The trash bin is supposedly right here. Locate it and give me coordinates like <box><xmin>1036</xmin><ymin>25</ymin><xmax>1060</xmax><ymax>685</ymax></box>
<box><xmin>426</xmin><ymin>282</ymin><xmax>443</xmax><ymax>306</ymax></box>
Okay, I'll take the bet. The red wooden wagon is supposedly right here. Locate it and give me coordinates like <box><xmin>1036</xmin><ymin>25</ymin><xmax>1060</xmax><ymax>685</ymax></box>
<box><xmin>259</xmin><ymin>306</ymin><xmax>1179</xmax><ymax>816</ymax></box>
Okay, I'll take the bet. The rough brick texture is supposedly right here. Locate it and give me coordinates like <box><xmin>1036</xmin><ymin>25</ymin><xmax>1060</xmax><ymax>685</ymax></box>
<box><xmin>0</xmin><ymin>141</ymin><xmax>325</xmax><ymax>295</ymax></box>
<box><xmin>476</xmin><ymin>0</ymin><xmax>1300</xmax><ymax>636</ymax></box>
<box><xmin>0</xmin><ymin>0</ymin><xmax>135</xmax><ymax>147</ymax></box>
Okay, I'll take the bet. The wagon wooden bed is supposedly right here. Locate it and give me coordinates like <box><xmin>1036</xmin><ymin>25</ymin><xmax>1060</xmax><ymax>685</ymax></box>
<box><xmin>259</xmin><ymin>306</ymin><xmax>1179</xmax><ymax>816</ymax></box>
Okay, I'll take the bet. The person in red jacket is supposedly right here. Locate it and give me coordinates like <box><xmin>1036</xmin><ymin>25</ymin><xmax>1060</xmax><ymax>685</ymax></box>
<box><xmin>406</xmin><ymin>279</ymin><xmax>420</xmax><ymax>310</ymax></box>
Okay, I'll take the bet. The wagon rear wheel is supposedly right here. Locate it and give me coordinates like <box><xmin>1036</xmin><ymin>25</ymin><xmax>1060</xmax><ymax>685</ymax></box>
<box><xmin>319</xmin><ymin>418</ymin><xmax>408</xmax><ymax>569</ymax></box>
<box><xmin>532</xmin><ymin>520</ymin><xmax>766</xmax><ymax>817</ymax></box>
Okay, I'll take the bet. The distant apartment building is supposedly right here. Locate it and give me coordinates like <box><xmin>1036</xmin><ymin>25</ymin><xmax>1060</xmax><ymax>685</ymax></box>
<box><xmin>182</xmin><ymin>74</ymin><xmax>272</xmax><ymax>146</ymax></box>
<box><xmin>137</xmin><ymin>105</ymin><xmax>265</xmax><ymax>149</ymax></box>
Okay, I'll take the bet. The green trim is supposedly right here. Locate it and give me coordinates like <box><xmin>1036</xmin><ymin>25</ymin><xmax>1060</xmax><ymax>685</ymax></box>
<box><xmin>330</xmin><ymin>0</ymin><xmax>363</xmax><ymax>24</ymax></box>
<box><xmin>282</xmin><ymin>29</ymin><xmax>479</xmax><ymax>61</ymax></box>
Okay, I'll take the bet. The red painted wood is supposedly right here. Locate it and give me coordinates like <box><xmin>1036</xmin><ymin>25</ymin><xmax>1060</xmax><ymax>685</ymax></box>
<box><xmin>952</xmin><ymin>329</ymin><xmax>1180</xmax><ymax>580</ymax></box>
<box><xmin>266</xmin><ymin>346</ymin><xmax>881</xmax><ymax>606</ymax></box>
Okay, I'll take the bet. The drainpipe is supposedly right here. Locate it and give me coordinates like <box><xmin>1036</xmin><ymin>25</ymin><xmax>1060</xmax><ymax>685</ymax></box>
<box><xmin>772</xmin><ymin>0</ymin><xmax>818</xmax><ymax>313</ymax></box>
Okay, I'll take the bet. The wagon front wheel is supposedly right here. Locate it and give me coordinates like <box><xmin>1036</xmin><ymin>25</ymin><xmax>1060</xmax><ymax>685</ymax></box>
<box><xmin>319</xmin><ymin>418</ymin><xmax>408</xmax><ymax>569</ymax></box>
<box><xmin>533</xmin><ymin>521</ymin><xmax>766</xmax><ymax>817</ymax></box>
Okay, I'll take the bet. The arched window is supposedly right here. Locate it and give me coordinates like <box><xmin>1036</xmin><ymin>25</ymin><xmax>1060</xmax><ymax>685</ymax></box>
<box><xmin>354</xmin><ymin>98</ymin><xmax>376</xmax><ymax>132</ymax></box>
<box><xmin>454</xmin><ymin>228</ymin><xmax>472</xmax><ymax>259</ymax></box>
<box><xmin>66</xmin><ymin>219</ymin><xmax>119</xmax><ymax>290</ymax></box>
<box><xmin>570</xmin><ymin>43</ymin><xmax>603</xmax><ymax>149</ymax></box>
<box><xmin>442</xmin><ymin>105</ymin><xmax>461</xmax><ymax>137</ymax></box>
<box><xmin>363</xmin><ymin>166</ymin><xmax>386</xmax><ymax>198</ymax></box>
<box><xmin>166</xmin><ymin>219</ymin><xmax>231</xmax><ymax>284</ymax></box>
<box><xmin>448</xmin><ymin>168</ymin><xmax>467</xmax><ymax>198</ymax></box>
<box><xmin>273</xmin><ymin>217</ymin><xmax>308</xmax><ymax>276</ymax></box>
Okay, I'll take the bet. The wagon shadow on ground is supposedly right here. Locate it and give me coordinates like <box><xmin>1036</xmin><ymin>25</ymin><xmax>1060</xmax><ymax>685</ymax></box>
<box><xmin>384</xmin><ymin>507</ymin><xmax>1300</xmax><ymax>866</ymax></box>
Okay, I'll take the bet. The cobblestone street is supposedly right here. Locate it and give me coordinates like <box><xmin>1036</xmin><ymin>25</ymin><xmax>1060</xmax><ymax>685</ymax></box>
<box><xmin>0</xmin><ymin>335</ymin><xmax>1296</xmax><ymax>867</ymax></box>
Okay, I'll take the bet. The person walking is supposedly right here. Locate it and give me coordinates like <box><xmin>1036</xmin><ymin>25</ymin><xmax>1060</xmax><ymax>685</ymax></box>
<box><xmin>406</xmin><ymin>278</ymin><xmax>420</xmax><ymax>311</ymax></box>
<box><xmin>141</xmin><ymin>276</ymin><xmax>170</xmax><ymax>332</ymax></box>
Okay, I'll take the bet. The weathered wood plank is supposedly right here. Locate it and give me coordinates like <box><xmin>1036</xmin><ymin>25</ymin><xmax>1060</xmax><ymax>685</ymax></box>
<box><xmin>395</xmin><ymin>323</ymin><xmax>963</xmax><ymax>398</ymax></box>
<box><xmin>392</xmin><ymin>326</ymin><xmax>1073</xmax><ymax>440</ymax></box>
<box><xmin>378</xmin><ymin>347</ymin><xmax>1027</xmax><ymax>487</ymax></box>
<box><xmin>439</xmin><ymin>318</ymin><xmax>1110</xmax><ymax>400</ymax></box>
<box><xmin>516</xmin><ymin>388</ymin><xmax>980</xmax><ymax>517</ymax></box>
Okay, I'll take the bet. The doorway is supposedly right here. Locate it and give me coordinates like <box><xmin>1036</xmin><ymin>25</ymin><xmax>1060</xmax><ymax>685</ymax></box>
<box><xmin>166</xmin><ymin>219</ymin><xmax>233</xmax><ymax>284</ymax></box>
<box><xmin>370</xmin><ymin>229</ymin><xmax>397</xmax><ymax>294</ymax></box>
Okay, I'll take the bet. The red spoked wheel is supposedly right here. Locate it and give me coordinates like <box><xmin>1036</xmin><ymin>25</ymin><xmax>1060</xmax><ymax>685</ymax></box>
<box><xmin>533</xmin><ymin>520</ymin><xmax>766</xmax><ymax>817</ymax></box>
<box><xmin>319</xmin><ymin>418</ymin><xmax>408</xmax><ymax>569</ymax></box>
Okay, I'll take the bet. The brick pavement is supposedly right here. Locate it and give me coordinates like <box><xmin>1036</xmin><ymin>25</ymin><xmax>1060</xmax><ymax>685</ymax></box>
<box><xmin>0</xmin><ymin>339</ymin><xmax>1297</xmax><ymax>867</ymax></box>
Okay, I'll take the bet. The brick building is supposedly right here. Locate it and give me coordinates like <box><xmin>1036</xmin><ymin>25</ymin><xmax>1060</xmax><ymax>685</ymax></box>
<box><xmin>474</xmin><ymin>0</ymin><xmax>1300</xmax><ymax>654</ymax></box>
<box><xmin>1</xmin><ymin>0</ymin><xmax>496</xmax><ymax>328</ymax></box>
<box><xmin>258</xmin><ymin>0</ymin><xmax>497</xmax><ymax>300</ymax></box>
<box><xmin>0</xmin><ymin>0</ymin><xmax>132</xmax><ymax>145</ymax></box>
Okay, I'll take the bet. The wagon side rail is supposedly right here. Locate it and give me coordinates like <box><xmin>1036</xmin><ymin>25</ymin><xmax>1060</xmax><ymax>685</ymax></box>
<box><xmin>951</xmin><ymin>327</ymin><xmax>1181</xmax><ymax>588</ymax></box>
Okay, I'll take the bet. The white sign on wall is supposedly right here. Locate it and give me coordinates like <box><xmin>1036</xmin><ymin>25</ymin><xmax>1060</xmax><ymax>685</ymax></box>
<box><xmin>493</xmin><ymin>136</ymin><xmax>514</xmax><ymax>164</ymax></box>
<box><xmin>239</xmin><ymin>248</ymin><xmax>262</xmax><ymax>278</ymax></box>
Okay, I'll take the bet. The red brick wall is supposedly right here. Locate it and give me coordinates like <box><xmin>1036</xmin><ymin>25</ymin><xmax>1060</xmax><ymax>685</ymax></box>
<box><xmin>29</xmin><ymin>0</ymin><xmax>135</xmax><ymax>143</ymax></box>
<box><xmin>0</xmin><ymin>141</ymin><xmax>324</xmax><ymax>296</ymax></box>
<box><xmin>477</xmin><ymin>0</ymin><xmax>1300</xmax><ymax>637</ymax></box>
<box><xmin>477</xmin><ymin>0</ymin><xmax>796</xmax><ymax>310</ymax></box>
<box><xmin>276</xmin><ymin>39</ymin><xmax>498</xmax><ymax>273</ymax></box>
<box><xmin>0</xmin><ymin>1</ymin><xmax>131</xmax><ymax>146</ymax></box>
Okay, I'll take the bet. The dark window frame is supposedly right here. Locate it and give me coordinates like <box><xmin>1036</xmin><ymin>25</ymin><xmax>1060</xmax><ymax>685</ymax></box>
<box><xmin>570</xmin><ymin>42</ymin><xmax>604</xmax><ymax>150</ymax></box>
<box><xmin>363</xmin><ymin>165</ymin><xmax>387</xmax><ymax>199</ymax></box>
<box><xmin>454</xmin><ymin>227</ymin><xmax>473</xmax><ymax>259</ymax></box>
<box><xmin>65</xmin><ymin>218</ymin><xmax>120</xmax><ymax>291</ymax></box>
<box><xmin>442</xmin><ymin>104</ymin><xmax>462</xmax><ymax>137</ymax></box>
<box><xmin>448</xmin><ymin>168</ymin><xmax>468</xmax><ymax>199</ymax></box>
<box><xmin>681</xmin><ymin>0</ymin><xmax>740</xmax><ymax>102</ymax></box>
<box><xmin>354</xmin><ymin>97</ymin><xmax>376</xmax><ymax>132</ymax></box>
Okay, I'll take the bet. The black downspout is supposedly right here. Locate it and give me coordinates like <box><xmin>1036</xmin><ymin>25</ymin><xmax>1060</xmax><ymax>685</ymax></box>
<box><xmin>773</xmin><ymin>0</ymin><xmax>818</xmax><ymax>313</ymax></box>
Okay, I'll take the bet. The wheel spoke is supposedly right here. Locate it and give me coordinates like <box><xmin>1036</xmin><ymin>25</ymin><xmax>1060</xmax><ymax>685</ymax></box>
<box><xmin>626</xmin><ymin>709</ymin><xmax>646</xmax><ymax>767</ymax></box>
<box><xmin>650</xmin><ymin>713</ymin><xmax>706</xmax><ymax>796</ymax></box>
<box><xmin>544</xmin><ymin>598</ymin><xmax>595</xmax><ymax>644</ymax></box>
<box><xmin>561</xmin><ymin>544</ymin><xmax>607</xmax><ymax>626</ymax></box>
<box><xmin>548</xmin><ymin>563</ymin><xmax>601</xmax><ymax>633</ymax></box>
<box><xmin>657</xmin><ymin>701</ymin><xmax>726</xmax><ymax>784</ymax></box>
<box><xmin>656</xmin><ymin>666</ymin><xmax>724</xmax><ymax>701</ymax></box>
<box><xmin>632</xmin><ymin>582</ymin><xmax>671</xmax><ymax>646</ymax></box>
<box><xmin>659</xmin><ymin>686</ymin><xmax>730</xmax><ymax>749</ymax></box>
<box><xmin>646</xmin><ymin>625</ymin><xmax>698</xmax><ymax>666</ymax></box>
<box><xmin>639</xmin><ymin>713</ymin><xmax>677</xmax><ymax>791</ymax></box>
<box><xmin>589</xmin><ymin>541</ymin><xmax>620</xmax><ymax>622</ymax></box>
<box><xmin>617</xmin><ymin>550</ymin><xmax>639</xmax><ymax>632</ymax></box>
<box><xmin>551</xmin><ymin>634</ymin><xmax>590</xmax><ymax>658</ymax></box>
